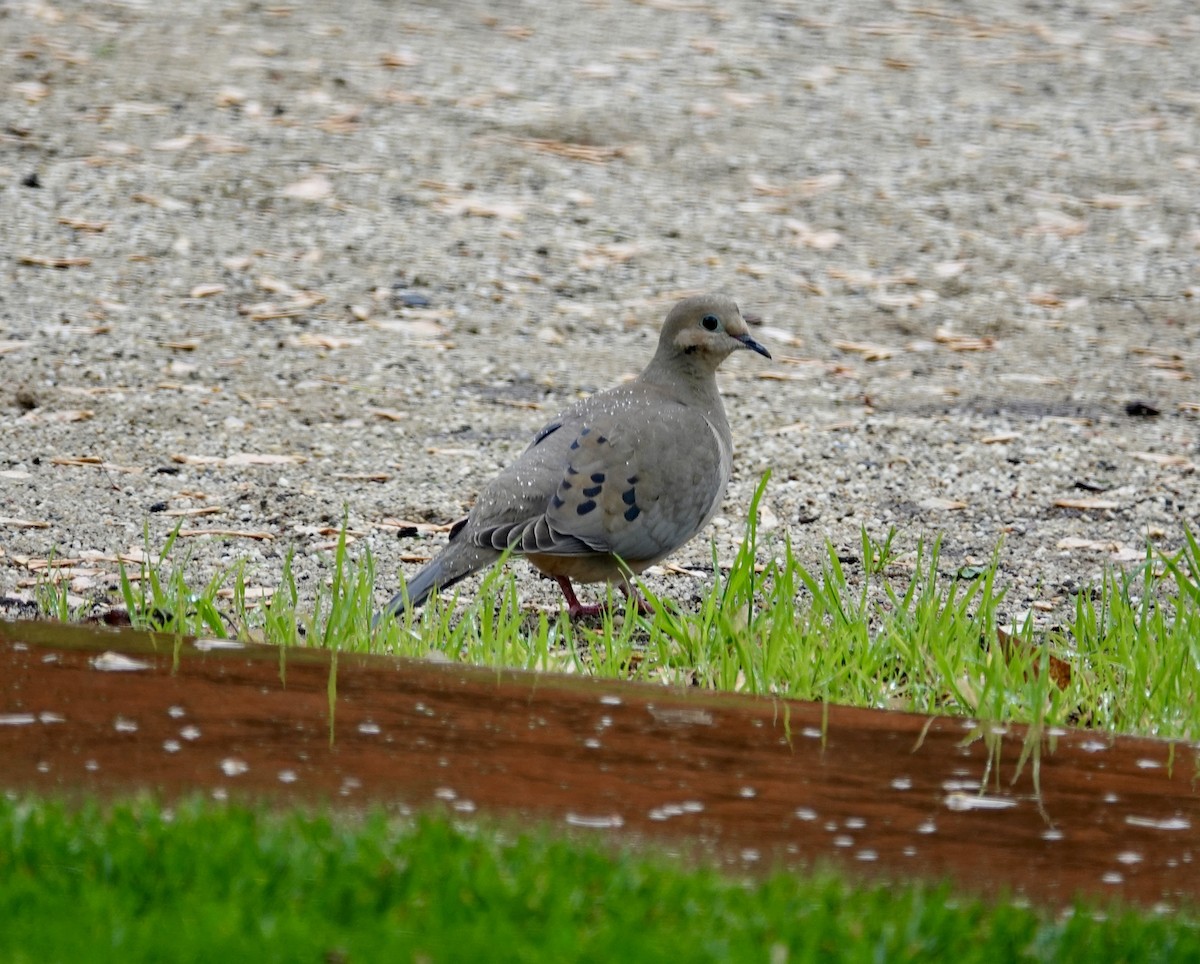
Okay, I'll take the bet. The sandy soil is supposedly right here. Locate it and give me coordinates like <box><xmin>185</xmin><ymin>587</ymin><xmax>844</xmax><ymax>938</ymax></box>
<box><xmin>1</xmin><ymin>0</ymin><xmax>1197</xmax><ymax>625</ymax></box>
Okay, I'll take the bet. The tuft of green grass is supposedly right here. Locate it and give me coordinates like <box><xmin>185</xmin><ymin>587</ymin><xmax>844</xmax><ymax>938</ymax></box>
<box><xmin>35</xmin><ymin>549</ymin><xmax>75</xmax><ymax>622</ymax></box>
<box><xmin>1056</xmin><ymin>529</ymin><xmax>1200</xmax><ymax>738</ymax></box>
<box><xmin>0</xmin><ymin>795</ymin><xmax>1196</xmax><ymax>964</ymax></box>
<box><xmin>107</xmin><ymin>522</ymin><xmax>241</xmax><ymax>638</ymax></box>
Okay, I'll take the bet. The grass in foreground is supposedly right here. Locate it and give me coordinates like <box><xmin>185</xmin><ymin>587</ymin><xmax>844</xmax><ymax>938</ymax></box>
<box><xmin>39</xmin><ymin>478</ymin><xmax>1200</xmax><ymax>743</ymax></box>
<box><xmin>1</xmin><ymin>795</ymin><xmax>1196</xmax><ymax>964</ymax></box>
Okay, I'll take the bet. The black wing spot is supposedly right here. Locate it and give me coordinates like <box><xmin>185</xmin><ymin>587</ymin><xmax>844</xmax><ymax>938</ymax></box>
<box><xmin>627</xmin><ymin>475</ymin><xmax>639</xmax><ymax>485</ymax></box>
<box><xmin>624</xmin><ymin>505</ymin><xmax>641</xmax><ymax>522</ymax></box>
<box><xmin>559</xmin><ymin>479</ymin><xmax>572</xmax><ymax>491</ymax></box>
<box><xmin>577</xmin><ymin>499</ymin><xmax>597</xmax><ymax>516</ymax></box>
<box><xmin>532</xmin><ymin>422</ymin><xmax>562</xmax><ymax>446</ymax></box>
<box><xmin>582</xmin><ymin>484</ymin><xmax>602</xmax><ymax>497</ymax></box>
<box><xmin>590</xmin><ymin>472</ymin><xmax>605</xmax><ymax>483</ymax></box>
<box><xmin>595</xmin><ymin>435</ymin><xmax>608</xmax><ymax>445</ymax></box>
<box><xmin>579</xmin><ymin>426</ymin><xmax>591</xmax><ymax>436</ymax></box>
<box><xmin>567</xmin><ymin>464</ymin><xmax>579</xmax><ymax>476</ymax></box>
<box><xmin>570</xmin><ymin>438</ymin><xmax>580</xmax><ymax>450</ymax></box>
<box><xmin>551</xmin><ymin>494</ymin><xmax>565</xmax><ymax>510</ymax></box>
<box><xmin>622</xmin><ymin>487</ymin><xmax>636</xmax><ymax>506</ymax></box>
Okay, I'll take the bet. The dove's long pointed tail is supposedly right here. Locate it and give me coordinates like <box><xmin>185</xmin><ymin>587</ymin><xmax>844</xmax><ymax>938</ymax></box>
<box><xmin>375</xmin><ymin>540</ymin><xmax>500</xmax><ymax>626</ymax></box>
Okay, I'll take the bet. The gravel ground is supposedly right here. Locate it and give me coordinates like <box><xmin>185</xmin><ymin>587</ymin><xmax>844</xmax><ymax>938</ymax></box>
<box><xmin>2</xmin><ymin>0</ymin><xmax>1197</xmax><ymax>627</ymax></box>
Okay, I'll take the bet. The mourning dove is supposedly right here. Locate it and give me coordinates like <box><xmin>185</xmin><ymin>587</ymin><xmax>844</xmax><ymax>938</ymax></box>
<box><xmin>378</xmin><ymin>293</ymin><xmax>770</xmax><ymax>622</ymax></box>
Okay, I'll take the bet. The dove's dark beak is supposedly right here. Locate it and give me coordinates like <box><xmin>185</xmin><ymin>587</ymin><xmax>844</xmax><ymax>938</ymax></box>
<box><xmin>736</xmin><ymin>333</ymin><xmax>771</xmax><ymax>359</ymax></box>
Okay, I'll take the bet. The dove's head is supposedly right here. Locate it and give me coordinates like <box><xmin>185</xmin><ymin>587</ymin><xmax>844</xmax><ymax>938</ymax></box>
<box><xmin>658</xmin><ymin>293</ymin><xmax>771</xmax><ymax>369</ymax></box>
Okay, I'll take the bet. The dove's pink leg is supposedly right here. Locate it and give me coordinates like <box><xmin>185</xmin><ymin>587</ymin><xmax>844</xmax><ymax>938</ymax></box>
<box><xmin>554</xmin><ymin>577</ymin><xmax>653</xmax><ymax>619</ymax></box>
<box><xmin>554</xmin><ymin>576</ymin><xmax>605</xmax><ymax>619</ymax></box>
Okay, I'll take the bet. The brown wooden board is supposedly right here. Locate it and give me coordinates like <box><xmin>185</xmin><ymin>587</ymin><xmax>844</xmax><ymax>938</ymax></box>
<box><xmin>2</xmin><ymin>619</ymin><xmax>1197</xmax><ymax>909</ymax></box>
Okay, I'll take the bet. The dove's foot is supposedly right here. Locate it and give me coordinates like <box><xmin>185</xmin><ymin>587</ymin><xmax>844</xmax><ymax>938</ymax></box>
<box><xmin>555</xmin><ymin>577</ymin><xmax>654</xmax><ymax>620</ymax></box>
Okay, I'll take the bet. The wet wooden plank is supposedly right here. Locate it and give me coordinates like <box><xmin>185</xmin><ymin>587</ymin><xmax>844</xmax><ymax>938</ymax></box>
<box><xmin>1</xmin><ymin>619</ymin><xmax>1197</xmax><ymax>908</ymax></box>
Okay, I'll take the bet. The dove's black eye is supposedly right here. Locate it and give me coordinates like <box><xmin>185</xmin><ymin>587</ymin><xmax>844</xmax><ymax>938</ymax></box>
<box><xmin>700</xmin><ymin>314</ymin><xmax>720</xmax><ymax>332</ymax></box>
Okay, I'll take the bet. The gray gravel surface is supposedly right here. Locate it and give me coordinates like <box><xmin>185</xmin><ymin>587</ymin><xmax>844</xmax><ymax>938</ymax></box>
<box><xmin>2</xmin><ymin>0</ymin><xmax>1197</xmax><ymax>626</ymax></box>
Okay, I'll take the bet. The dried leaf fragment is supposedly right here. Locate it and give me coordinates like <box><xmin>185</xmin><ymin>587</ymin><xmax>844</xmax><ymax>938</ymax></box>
<box><xmin>216</xmin><ymin>586</ymin><xmax>274</xmax><ymax>601</ymax></box>
<box><xmin>516</xmin><ymin>138</ymin><xmax>626</xmax><ymax>163</ymax></box>
<box><xmin>1058</xmin><ymin>537</ymin><xmax>1122</xmax><ymax>552</ymax></box>
<box><xmin>1131</xmin><ymin>452</ymin><xmax>1194</xmax><ymax>469</ymax></box>
<box><xmin>257</xmin><ymin>275</ymin><xmax>302</xmax><ymax>296</ymax></box>
<box><xmin>237</xmin><ymin>291</ymin><xmax>325</xmax><ymax>320</ymax></box>
<box><xmin>785</xmin><ymin>219</ymin><xmax>843</xmax><ymax>250</ymax></box>
<box><xmin>170</xmin><ymin>453</ymin><xmax>307</xmax><ymax>467</ymax></box>
<box><xmin>281</xmin><ymin>174</ymin><xmax>333</xmax><ymax>201</ymax></box>
<box><xmin>189</xmin><ymin>283</ymin><xmax>226</xmax><ymax>298</ymax></box>
<box><xmin>58</xmin><ymin>216</ymin><xmax>109</xmax><ymax>232</ymax></box>
<box><xmin>576</xmin><ymin>242</ymin><xmax>646</xmax><ymax>270</ymax></box>
<box><xmin>995</xmin><ymin>626</ymin><xmax>1071</xmax><ymax>689</ymax></box>
<box><xmin>177</xmin><ymin>529</ymin><xmax>274</xmax><ymax>540</ymax></box>
<box><xmin>22</xmin><ymin>409</ymin><xmax>94</xmax><ymax>424</ymax></box>
<box><xmin>153</xmin><ymin>134</ymin><xmax>197</xmax><ymax>151</ymax></box>
<box><xmin>797</xmin><ymin>172</ymin><xmax>845</xmax><ymax>196</ymax></box>
<box><xmin>131</xmin><ymin>192</ymin><xmax>188</xmax><ymax>212</ymax></box>
<box><xmin>999</xmin><ymin>372</ymin><xmax>1062</xmax><ymax>386</ymax></box>
<box><xmin>919</xmin><ymin>497</ymin><xmax>968</xmax><ymax>511</ymax></box>
<box><xmin>291</xmin><ymin>333</ymin><xmax>361</xmax><ymax>350</ymax></box>
<box><xmin>748</xmin><ymin>173</ymin><xmax>787</xmax><ymax>196</ymax></box>
<box><xmin>935</xmin><ymin>328</ymin><xmax>995</xmax><ymax>351</ymax></box>
<box><xmin>1089</xmin><ymin>193</ymin><xmax>1149</xmax><ymax>208</ymax></box>
<box><xmin>933</xmin><ymin>260</ymin><xmax>969</xmax><ymax>279</ymax></box>
<box><xmin>574</xmin><ymin>63</ymin><xmax>618</xmax><ymax>80</ymax></box>
<box><xmin>380</xmin><ymin>49</ymin><xmax>421</xmax><ymax>68</ymax></box>
<box><xmin>1053</xmin><ymin>497</ymin><xmax>1119</xmax><ymax>510</ymax></box>
<box><xmin>50</xmin><ymin>457</ymin><xmax>142</xmax><ymax>474</ymax></box>
<box><xmin>0</xmin><ymin>518</ymin><xmax>51</xmax><ymax>529</ymax></box>
<box><xmin>18</xmin><ymin>255</ymin><xmax>92</xmax><ymax>269</ymax></box>
<box><xmin>1029</xmin><ymin>211</ymin><xmax>1087</xmax><ymax>237</ymax></box>
<box><xmin>14</xmin><ymin>81</ymin><xmax>50</xmax><ymax>102</ymax></box>
<box><xmin>873</xmin><ymin>290</ymin><xmax>930</xmax><ymax>310</ymax></box>
<box><xmin>438</xmin><ymin>196</ymin><xmax>525</xmax><ymax>220</ymax></box>
<box><xmin>832</xmin><ymin>340</ymin><xmax>893</xmax><ymax>361</ymax></box>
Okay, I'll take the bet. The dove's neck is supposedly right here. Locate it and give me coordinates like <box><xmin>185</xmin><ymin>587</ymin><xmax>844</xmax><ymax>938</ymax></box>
<box><xmin>638</xmin><ymin>351</ymin><xmax>725</xmax><ymax>409</ymax></box>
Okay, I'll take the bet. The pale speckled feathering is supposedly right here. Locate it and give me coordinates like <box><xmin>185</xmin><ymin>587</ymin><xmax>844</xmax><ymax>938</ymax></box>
<box><xmin>377</xmin><ymin>293</ymin><xmax>771</xmax><ymax>622</ymax></box>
